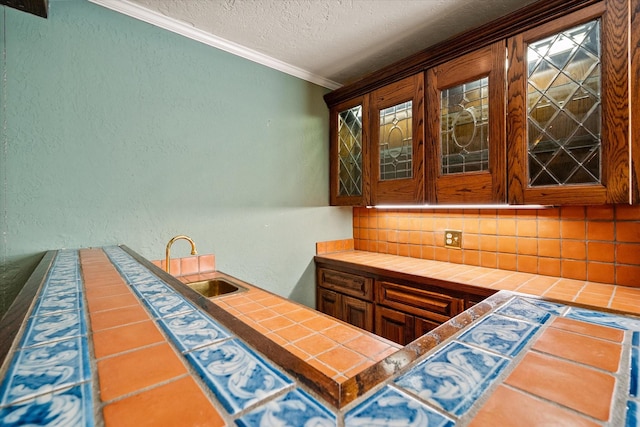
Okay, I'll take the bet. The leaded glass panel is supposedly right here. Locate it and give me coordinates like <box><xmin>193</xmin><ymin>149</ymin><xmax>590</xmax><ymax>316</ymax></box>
<box><xmin>527</xmin><ymin>20</ymin><xmax>601</xmax><ymax>187</ymax></box>
<box><xmin>379</xmin><ymin>101</ymin><xmax>412</xmax><ymax>181</ymax></box>
<box><xmin>338</xmin><ymin>105</ymin><xmax>363</xmax><ymax>197</ymax></box>
<box><xmin>441</xmin><ymin>77</ymin><xmax>489</xmax><ymax>175</ymax></box>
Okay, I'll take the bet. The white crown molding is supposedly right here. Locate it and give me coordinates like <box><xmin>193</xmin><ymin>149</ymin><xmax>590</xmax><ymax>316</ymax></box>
<box><xmin>88</xmin><ymin>0</ymin><xmax>342</xmax><ymax>90</ymax></box>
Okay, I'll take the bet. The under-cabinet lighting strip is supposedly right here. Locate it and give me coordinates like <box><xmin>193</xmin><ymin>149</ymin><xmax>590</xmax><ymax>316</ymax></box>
<box><xmin>367</xmin><ymin>204</ymin><xmax>553</xmax><ymax>210</ymax></box>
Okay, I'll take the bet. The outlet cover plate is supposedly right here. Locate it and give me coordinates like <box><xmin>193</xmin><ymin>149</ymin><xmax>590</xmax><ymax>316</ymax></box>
<box><xmin>445</xmin><ymin>230</ymin><xmax>462</xmax><ymax>249</ymax></box>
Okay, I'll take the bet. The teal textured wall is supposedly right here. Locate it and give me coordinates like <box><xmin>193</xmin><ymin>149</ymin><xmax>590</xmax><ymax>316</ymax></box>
<box><xmin>0</xmin><ymin>1</ymin><xmax>352</xmax><ymax>317</ymax></box>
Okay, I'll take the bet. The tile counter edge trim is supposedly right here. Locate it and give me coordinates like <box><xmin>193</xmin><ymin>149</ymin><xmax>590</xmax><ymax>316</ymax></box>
<box><xmin>0</xmin><ymin>250</ymin><xmax>56</xmax><ymax>372</ymax></box>
<box><xmin>0</xmin><ymin>250</ymin><xmax>95</xmax><ymax>426</ymax></box>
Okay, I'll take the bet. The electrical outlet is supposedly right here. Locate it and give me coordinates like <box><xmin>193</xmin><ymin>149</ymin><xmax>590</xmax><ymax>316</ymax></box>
<box><xmin>444</xmin><ymin>230</ymin><xmax>462</xmax><ymax>249</ymax></box>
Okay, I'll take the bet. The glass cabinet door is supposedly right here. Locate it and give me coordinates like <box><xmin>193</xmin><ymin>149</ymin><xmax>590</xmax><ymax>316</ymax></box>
<box><xmin>330</xmin><ymin>96</ymin><xmax>370</xmax><ymax>206</ymax></box>
<box><xmin>426</xmin><ymin>41</ymin><xmax>506</xmax><ymax>203</ymax></box>
<box><xmin>527</xmin><ymin>20</ymin><xmax>602</xmax><ymax>187</ymax></box>
<box><xmin>379</xmin><ymin>101</ymin><xmax>413</xmax><ymax>182</ymax></box>
<box><xmin>507</xmin><ymin>1</ymin><xmax>629</xmax><ymax>205</ymax></box>
<box><xmin>371</xmin><ymin>74</ymin><xmax>425</xmax><ymax>205</ymax></box>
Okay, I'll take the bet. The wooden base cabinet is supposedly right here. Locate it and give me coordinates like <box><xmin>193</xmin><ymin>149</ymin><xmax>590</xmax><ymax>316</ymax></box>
<box><xmin>317</xmin><ymin>269</ymin><xmax>374</xmax><ymax>332</ymax></box>
<box><xmin>317</xmin><ymin>266</ymin><xmax>491</xmax><ymax>345</ymax></box>
<box><xmin>375</xmin><ymin>281</ymin><xmax>464</xmax><ymax>344</ymax></box>
<box><xmin>375</xmin><ymin>281</ymin><xmax>464</xmax><ymax>324</ymax></box>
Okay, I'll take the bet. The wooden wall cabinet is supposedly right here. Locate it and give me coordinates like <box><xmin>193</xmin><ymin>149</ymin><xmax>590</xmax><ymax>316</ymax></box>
<box><xmin>329</xmin><ymin>74</ymin><xmax>425</xmax><ymax>206</ymax></box>
<box><xmin>370</xmin><ymin>74</ymin><xmax>426</xmax><ymax>205</ymax></box>
<box><xmin>316</xmin><ymin>266</ymin><xmax>489</xmax><ymax>345</ymax></box>
<box><xmin>329</xmin><ymin>95</ymin><xmax>370</xmax><ymax>206</ymax></box>
<box><xmin>326</xmin><ymin>0</ymin><xmax>637</xmax><ymax>206</ymax></box>
<box><xmin>426</xmin><ymin>41</ymin><xmax>507</xmax><ymax>204</ymax></box>
<box><xmin>506</xmin><ymin>1</ymin><xmax>630</xmax><ymax>205</ymax></box>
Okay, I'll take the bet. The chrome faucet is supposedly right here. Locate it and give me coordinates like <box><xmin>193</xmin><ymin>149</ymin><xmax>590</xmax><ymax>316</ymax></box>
<box><xmin>165</xmin><ymin>235</ymin><xmax>198</xmax><ymax>274</ymax></box>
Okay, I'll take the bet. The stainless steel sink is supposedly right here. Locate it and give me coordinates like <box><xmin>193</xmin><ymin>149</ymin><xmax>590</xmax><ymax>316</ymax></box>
<box><xmin>186</xmin><ymin>278</ymin><xmax>245</xmax><ymax>298</ymax></box>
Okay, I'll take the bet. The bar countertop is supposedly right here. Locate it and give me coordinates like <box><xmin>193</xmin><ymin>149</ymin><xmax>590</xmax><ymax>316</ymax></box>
<box><xmin>1</xmin><ymin>246</ymin><xmax>639</xmax><ymax>426</ymax></box>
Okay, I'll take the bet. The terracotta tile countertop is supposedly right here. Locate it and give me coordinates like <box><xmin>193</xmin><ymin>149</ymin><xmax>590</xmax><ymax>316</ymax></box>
<box><xmin>315</xmin><ymin>250</ymin><xmax>640</xmax><ymax>316</ymax></box>
<box><xmin>1</xmin><ymin>246</ymin><xmax>640</xmax><ymax>426</ymax></box>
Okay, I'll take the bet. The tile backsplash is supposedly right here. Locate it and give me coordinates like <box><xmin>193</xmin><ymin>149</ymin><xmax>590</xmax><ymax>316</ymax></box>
<box><xmin>151</xmin><ymin>254</ymin><xmax>215</xmax><ymax>277</ymax></box>
<box><xmin>353</xmin><ymin>205</ymin><xmax>640</xmax><ymax>287</ymax></box>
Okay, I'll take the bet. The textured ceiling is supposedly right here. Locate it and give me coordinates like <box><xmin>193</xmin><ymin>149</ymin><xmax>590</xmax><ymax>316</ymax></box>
<box><xmin>113</xmin><ymin>0</ymin><xmax>536</xmax><ymax>88</ymax></box>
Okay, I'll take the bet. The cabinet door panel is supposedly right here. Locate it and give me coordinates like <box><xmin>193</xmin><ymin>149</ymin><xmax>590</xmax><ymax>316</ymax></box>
<box><xmin>375</xmin><ymin>306</ymin><xmax>414</xmax><ymax>345</ymax></box>
<box><xmin>427</xmin><ymin>41</ymin><xmax>506</xmax><ymax>203</ymax></box>
<box><xmin>414</xmin><ymin>316</ymin><xmax>440</xmax><ymax>338</ymax></box>
<box><xmin>330</xmin><ymin>95</ymin><xmax>371</xmax><ymax>206</ymax></box>
<box><xmin>342</xmin><ymin>295</ymin><xmax>373</xmax><ymax>332</ymax></box>
<box><xmin>371</xmin><ymin>74</ymin><xmax>425</xmax><ymax>205</ymax></box>
<box><xmin>317</xmin><ymin>288</ymin><xmax>341</xmax><ymax>320</ymax></box>
<box><xmin>507</xmin><ymin>1</ymin><xmax>629</xmax><ymax>204</ymax></box>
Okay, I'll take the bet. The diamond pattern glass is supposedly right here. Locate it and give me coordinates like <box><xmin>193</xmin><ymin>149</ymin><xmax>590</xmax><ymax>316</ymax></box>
<box><xmin>379</xmin><ymin>101</ymin><xmax>412</xmax><ymax>181</ymax></box>
<box><xmin>338</xmin><ymin>105</ymin><xmax>363</xmax><ymax>197</ymax></box>
<box><xmin>527</xmin><ymin>20</ymin><xmax>601</xmax><ymax>187</ymax></box>
<box><xmin>441</xmin><ymin>77</ymin><xmax>489</xmax><ymax>174</ymax></box>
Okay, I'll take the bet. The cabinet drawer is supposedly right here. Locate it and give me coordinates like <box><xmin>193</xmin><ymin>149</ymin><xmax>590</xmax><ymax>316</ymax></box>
<box><xmin>317</xmin><ymin>268</ymin><xmax>373</xmax><ymax>300</ymax></box>
<box><xmin>376</xmin><ymin>281</ymin><xmax>464</xmax><ymax>323</ymax></box>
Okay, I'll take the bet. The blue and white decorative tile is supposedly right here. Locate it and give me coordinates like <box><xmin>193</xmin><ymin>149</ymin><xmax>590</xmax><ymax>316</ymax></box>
<box><xmin>186</xmin><ymin>338</ymin><xmax>292</xmax><ymax>414</ymax></box>
<box><xmin>521</xmin><ymin>298</ymin><xmax>567</xmax><ymax>316</ymax></box>
<box><xmin>631</xmin><ymin>347</ymin><xmax>639</xmax><ymax>398</ymax></box>
<box><xmin>40</xmin><ymin>276</ymin><xmax>82</xmax><ymax>298</ymax></box>
<box><xmin>627</xmin><ymin>400</ymin><xmax>640</xmax><ymax>427</ymax></box>
<box><xmin>130</xmin><ymin>281</ymin><xmax>176</xmax><ymax>299</ymax></box>
<box><xmin>19</xmin><ymin>311</ymin><xmax>86</xmax><ymax>349</ymax></box>
<box><xmin>565</xmin><ymin>307</ymin><xmax>640</xmax><ymax>331</ymax></box>
<box><xmin>395</xmin><ymin>341</ymin><xmax>509</xmax><ymax>417</ymax></box>
<box><xmin>102</xmin><ymin>246</ymin><xmax>151</xmax><ymax>282</ymax></box>
<box><xmin>0</xmin><ymin>337</ymin><xmax>90</xmax><ymax>406</ymax></box>
<box><xmin>236</xmin><ymin>388</ymin><xmax>335</xmax><ymax>427</ymax></box>
<box><xmin>128</xmin><ymin>272</ymin><xmax>166</xmax><ymax>286</ymax></box>
<box><xmin>47</xmin><ymin>250</ymin><xmax>78</xmax><ymax>271</ymax></box>
<box><xmin>0</xmin><ymin>382</ymin><xmax>94</xmax><ymax>427</ymax></box>
<box><xmin>141</xmin><ymin>293</ymin><xmax>194</xmax><ymax>318</ymax></box>
<box><xmin>30</xmin><ymin>293</ymin><xmax>83</xmax><ymax>318</ymax></box>
<box><xmin>456</xmin><ymin>314</ymin><xmax>539</xmax><ymax>357</ymax></box>
<box><xmin>126</xmin><ymin>272</ymin><xmax>161</xmax><ymax>287</ymax></box>
<box><xmin>40</xmin><ymin>253</ymin><xmax>82</xmax><ymax>297</ymax></box>
<box><xmin>159</xmin><ymin>310</ymin><xmax>230</xmax><ymax>353</ymax></box>
<box><xmin>495</xmin><ymin>297</ymin><xmax>552</xmax><ymax>324</ymax></box>
<box><xmin>345</xmin><ymin>386</ymin><xmax>454</xmax><ymax>427</ymax></box>
<box><xmin>103</xmin><ymin>249</ymin><xmax>173</xmax><ymax>295</ymax></box>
